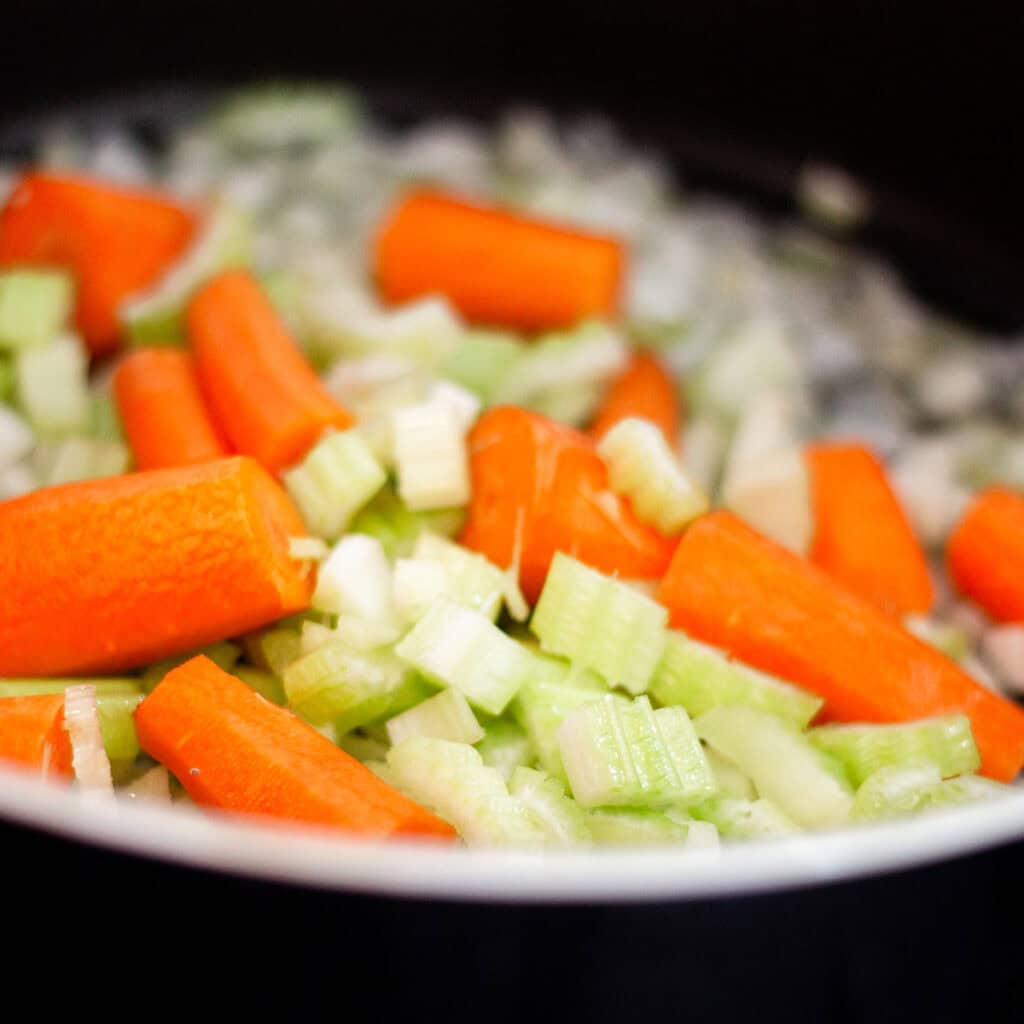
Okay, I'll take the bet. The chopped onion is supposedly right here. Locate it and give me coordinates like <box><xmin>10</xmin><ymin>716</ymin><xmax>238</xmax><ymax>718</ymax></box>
<box><xmin>63</xmin><ymin>685</ymin><xmax>113</xmax><ymax>796</ymax></box>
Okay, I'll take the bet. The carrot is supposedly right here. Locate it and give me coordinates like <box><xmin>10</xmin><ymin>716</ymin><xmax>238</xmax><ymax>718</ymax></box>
<box><xmin>114</xmin><ymin>348</ymin><xmax>230</xmax><ymax>470</ymax></box>
<box><xmin>948</xmin><ymin>487</ymin><xmax>1024</xmax><ymax>623</ymax></box>
<box><xmin>135</xmin><ymin>656</ymin><xmax>455</xmax><ymax>840</ymax></box>
<box><xmin>0</xmin><ymin>694</ymin><xmax>73</xmax><ymax>778</ymax></box>
<box><xmin>656</xmin><ymin>511</ymin><xmax>1024</xmax><ymax>782</ymax></box>
<box><xmin>589</xmin><ymin>351</ymin><xmax>680</xmax><ymax>445</ymax></box>
<box><xmin>188</xmin><ymin>271</ymin><xmax>353</xmax><ymax>473</ymax></box>
<box><xmin>460</xmin><ymin>406</ymin><xmax>676</xmax><ymax>603</ymax></box>
<box><xmin>374</xmin><ymin>190</ymin><xmax>623</xmax><ymax>332</ymax></box>
<box><xmin>0</xmin><ymin>456</ymin><xmax>313</xmax><ymax>677</ymax></box>
<box><xmin>807</xmin><ymin>443</ymin><xmax>934</xmax><ymax>618</ymax></box>
<box><xmin>0</xmin><ymin>172</ymin><xmax>197</xmax><ymax>353</ymax></box>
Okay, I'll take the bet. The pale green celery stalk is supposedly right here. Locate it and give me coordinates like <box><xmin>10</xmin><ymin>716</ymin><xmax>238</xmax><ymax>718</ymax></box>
<box><xmin>32</xmin><ymin>437</ymin><xmax>131</xmax><ymax>486</ymax></box>
<box><xmin>690</xmin><ymin>796</ymin><xmax>799</xmax><ymax>840</ymax></box>
<box><xmin>393</xmin><ymin>557</ymin><xmax>450</xmax><ymax>624</ymax></box>
<box><xmin>338</xmin><ymin>733</ymin><xmax>390</xmax><ymax>763</ymax></box>
<box><xmin>411</xmin><ymin>532</ymin><xmax>507</xmax><ymax>620</ymax></box>
<box><xmin>16</xmin><ymin>333</ymin><xmax>90</xmax><ymax>435</ymax></box>
<box><xmin>0</xmin><ymin>270</ymin><xmax>73</xmax><ymax>351</ymax></box>
<box><xmin>241</xmin><ymin>627</ymin><xmax>302</xmax><ymax>677</ymax></box>
<box><xmin>650</xmin><ymin>631</ymin><xmax>822</xmax><ymax>728</ymax></box>
<box><xmin>283</xmin><ymin>429</ymin><xmax>386</xmax><ymax>540</ymax></box>
<box><xmin>88</xmin><ymin>394</ymin><xmax>125</xmax><ymax>442</ymax></box>
<box><xmin>349</xmin><ymin>485</ymin><xmax>424</xmax><ymax>558</ymax></box>
<box><xmin>141</xmin><ymin>641</ymin><xmax>242</xmax><ymax>692</ymax></box>
<box><xmin>441</xmin><ymin>329</ymin><xmax>526</xmax><ymax>402</ymax></box>
<box><xmin>530</xmin><ymin>552</ymin><xmax>667</xmax><ymax>695</ymax></box>
<box><xmin>387</xmin><ymin>737</ymin><xmax>545</xmax><ymax>847</ymax></box>
<box><xmin>393</xmin><ymin>399</ymin><xmax>470</xmax><ymax>511</ymax></box>
<box><xmin>529</xmin><ymin>379</ymin><xmax>609</xmax><ymax>427</ymax></box>
<box><xmin>557</xmin><ymin>694</ymin><xmax>715</xmax><ymax>809</ymax></box>
<box><xmin>704</xmin><ymin>746</ymin><xmax>757</xmax><ymax>800</ymax></box>
<box><xmin>312</xmin><ymin>534</ymin><xmax>398</xmax><ymax>631</ymax></box>
<box><xmin>509</xmin><ymin>767</ymin><xmax>591</xmax><ymax>846</ymax></box>
<box><xmin>476</xmin><ymin>719</ymin><xmax>534</xmax><ymax>781</ymax></box>
<box><xmin>232</xmin><ymin>666</ymin><xmax>286</xmax><ymax>705</ymax></box>
<box><xmin>586</xmin><ymin>808</ymin><xmax>690</xmax><ymax>845</ymax></box>
<box><xmin>597</xmin><ymin>417</ymin><xmax>708</xmax><ymax>534</ymax></box>
<box><xmin>695</xmin><ymin>705</ymin><xmax>853</xmax><ymax>829</ymax></box>
<box><xmin>371</xmin><ymin>672</ymin><xmax>437</xmax><ymax>721</ymax></box>
<box><xmin>283</xmin><ymin>639</ymin><xmax>413</xmax><ymax>734</ymax></box>
<box><xmin>0</xmin><ymin>353</ymin><xmax>13</xmax><ymax>401</ymax></box>
<box><xmin>903</xmin><ymin>615</ymin><xmax>970</xmax><ymax>662</ymax></box>
<box><xmin>809</xmin><ymin>715</ymin><xmax>980</xmax><ymax>788</ymax></box>
<box><xmin>385</xmin><ymin>688</ymin><xmax>484</xmax><ymax>746</ymax></box>
<box><xmin>395</xmin><ymin>597</ymin><xmax>535</xmax><ymax>716</ymax></box>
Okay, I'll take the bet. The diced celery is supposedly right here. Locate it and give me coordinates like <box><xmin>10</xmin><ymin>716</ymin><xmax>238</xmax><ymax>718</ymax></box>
<box><xmin>509</xmin><ymin>767</ymin><xmax>591</xmax><ymax>846</ymax></box>
<box><xmin>283</xmin><ymin>639</ymin><xmax>413</xmax><ymax>734</ymax></box>
<box><xmin>586</xmin><ymin>807</ymin><xmax>691</xmax><ymax>845</ymax></box>
<box><xmin>0</xmin><ymin>404</ymin><xmax>34</xmax><ymax>472</ymax></box>
<box><xmin>598</xmin><ymin>417</ymin><xmax>708</xmax><ymax>534</ymax></box>
<box><xmin>141</xmin><ymin>641</ymin><xmax>243</xmax><ymax>692</ymax></box>
<box><xmin>925</xmin><ymin>774</ymin><xmax>1014</xmax><ymax>807</ymax></box>
<box><xmin>529</xmin><ymin>380</ymin><xmax>610</xmax><ymax>427</ymax></box>
<box><xmin>241</xmin><ymin>627</ymin><xmax>302</xmax><ymax>677</ymax></box>
<box><xmin>283</xmin><ymin>429</ymin><xmax>386</xmax><ymax>540</ymax></box>
<box><xmin>530</xmin><ymin>552</ymin><xmax>667</xmax><ymax>695</ymax></box>
<box><xmin>690</xmin><ymin>796</ymin><xmax>799</xmax><ymax>840</ymax></box>
<box><xmin>428</xmin><ymin>379</ymin><xmax>482</xmax><ymax>432</ymax></box>
<box><xmin>396</xmin><ymin>597</ymin><xmax>535</xmax><ymax>716</ymax></box>
<box><xmin>88</xmin><ymin>394</ymin><xmax>125</xmax><ymax>442</ymax></box>
<box><xmin>558</xmin><ymin>694</ymin><xmax>715</xmax><ymax>809</ymax></box>
<box><xmin>904</xmin><ymin>615</ymin><xmax>970</xmax><ymax>663</ymax></box>
<box><xmin>650</xmin><ymin>631</ymin><xmax>823</xmax><ymax>728</ymax></box>
<box><xmin>809</xmin><ymin>715</ymin><xmax>980</xmax><ymax>788</ymax></box>
<box><xmin>704</xmin><ymin>746</ymin><xmax>757</xmax><ymax>800</ymax></box>
<box><xmin>411</xmin><ymin>532</ymin><xmax>507</xmax><ymax>620</ymax></box>
<box><xmin>332</xmin><ymin>615</ymin><xmax>404</xmax><ymax>653</ymax></box>
<box><xmin>441</xmin><ymin>329</ymin><xmax>526</xmax><ymax>402</ymax></box>
<box><xmin>393</xmin><ymin>399</ymin><xmax>470</xmax><ymax>511</ymax></box>
<box><xmin>32</xmin><ymin>437</ymin><xmax>130</xmax><ymax>486</ymax></box>
<box><xmin>695</xmin><ymin>705</ymin><xmax>853</xmax><ymax>829</ymax></box>
<box><xmin>232</xmin><ymin>666</ymin><xmax>286</xmax><ymax>705</ymax></box>
<box><xmin>393</xmin><ymin>557</ymin><xmax>450</xmax><ymax>624</ymax></box>
<box><xmin>851</xmin><ymin>759</ymin><xmax>945</xmax><ymax>820</ymax></box>
<box><xmin>372</xmin><ymin>672</ymin><xmax>437</xmax><ymax>721</ymax></box>
<box><xmin>338</xmin><ymin>732</ymin><xmax>390</xmax><ymax>764</ymax></box>
<box><xmin>0</xmin><ymin>353</ymin><xmax>13</xmax><ymax>401</ymax></box>
<box><xmin>348</xmin><ymin>485</ymin><xmax>424</xmax><ymax>558</ymax></box>
<box><xmin>288</xmin><ymin>535</ymin><xmax>329</xmax><ymax>562</ymax></box>
<box><xmin>387</xmin><ymin>737</ymin><xmax>545</xmax><ymax>847</ymax></box>
<box><xmin>385</xmin><ymin>688</ymin><xmax>484</xmax><ymax>746</ymax></box>
<box><xmin>15</xmin><ymin>333</ymin><xmax>90</xmax><ymax>435</ymax></box>
<box><xmin>476</xmin><ymin>719</ymin><xmax>534</xmax><ymax>781</ymax></box>
<box><xmin>0</xmin><ymin>270</ymin><xmax>73</xmax><ymax>351</ymax></box>
<box><xmin>312</xmin><ymin>534</ymin><xmax>398</xmax><ymax>624</ymax></box>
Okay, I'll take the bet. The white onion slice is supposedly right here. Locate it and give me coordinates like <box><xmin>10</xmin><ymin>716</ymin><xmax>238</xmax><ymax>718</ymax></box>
<box><xmin>63</xmin><ymin>685</ymin><xmax>113</xmax><ymax>796</ymax></box>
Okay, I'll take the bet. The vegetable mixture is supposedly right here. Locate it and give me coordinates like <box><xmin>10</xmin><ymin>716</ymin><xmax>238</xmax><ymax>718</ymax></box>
<box><xmin>1</xmin><ymin>83</ymin><xmax>1024</xmax><ymax>850</ymax></box>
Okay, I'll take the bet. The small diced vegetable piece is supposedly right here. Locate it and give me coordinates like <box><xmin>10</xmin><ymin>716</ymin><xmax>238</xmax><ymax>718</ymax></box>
<box><xmin>412</xmin><ymin>532</ymin><xmax>507</xmax><ymax>619</ymax></box>
<box><xmin>0</xmin><ymin>693</ymin><xmax>73</xmax><ymax>778</ymax></box>
<box><xmin>385</xmin><ymin>688</ymin><xmax>484</xmax><ymax>747</ymax></box>
<box><xmin>0</xmin><ymin>270</ymin><xmax>73</xmax><ymax>351</ymax></box>
<box><xmin>0</xmin><ymin>404</ymin><xmax>33</xmax><ymax>471</ymax></box>
<box><xmin>312</xmin><ymin>534</ymin><xmax>398</xmax><ymax>625</ymax></box>
<box><xmin>586</xmin><ymin>807</ymin><xmax>691</xmax><ymax>845</ymax></box>
<box><xmin>15</xmin><ymin>332</ymin><xmax>90</xmax><ymax>435</ymax></box>
<box><xmin>393</xmin><ymin>399</ymin><xmax>470</xmax><ymax>511</ymax></box>
<box><xmin>690</xmin><ymin>796</ymin><xmax>799</xmax><ymax>840</ymax></box>
<box><xmin>63</xmin><ymin>684</ymin><xmax>114</xmax><ymax>795</ymax></box>
<box><xmin>703</xmin><ymin>746</ymin><xmax>757</xmax><ymax>801</ymax></box>
<box><xmin>442</xmin><ymin>329</ymin><xmax>525</xmax><ymax>402</ymax></box>
<box><xmin>476</xmin><ymin>719</ymin><xmax>534</xmax><ymax>781</ymax></box>
<box><xmin>509</xmin><ymin>767</ymin><xmax>591</xmax><ymax>846</ymax></box>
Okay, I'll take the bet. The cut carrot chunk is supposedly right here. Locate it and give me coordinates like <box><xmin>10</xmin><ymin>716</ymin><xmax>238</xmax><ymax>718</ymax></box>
<box><xmin>589</xmin><ymin>351</ymin><xmax>680</xmax><ymax>445</ymax></box>
<box><xmin>0</xmin><ymin>694</ymin><xmax>73</xmax><ymax>778</ymax></box>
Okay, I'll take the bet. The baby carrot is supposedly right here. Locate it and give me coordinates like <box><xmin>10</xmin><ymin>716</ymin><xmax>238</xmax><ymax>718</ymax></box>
<box><xmin>135</xmin><ymin>656</ymin><xmax>456</xmax><ymax>840</ymax></box>
<box><xmin>114</xmin><ymin>348</ymin><xmax>230</xmax><ymax>470</ymax></box>
<box><xmin>589</xmin><ymin>351</ymin><xmax>680</xmax><ymax>446</ymax></box>
<box><xmin>0</xmin><ymin>456</ymin><xmax>313</xmax><ymax>677</ymax></box>
<box><xmin>460</xmin><ymin>406</ymin><xmax>676</xmax><ymax>603</ymax></box>
<box><xmin>0</xmin><ymin>172</ymin><xmax>197</xmax><ymax>353</ymax></box>
<box><xmin>948</xmin><ymin>487</ymin><xmax>1024</xmax><ymax>623</ymax></box>
<box><xmin>807</xmin><ymin>443</ymin><xmax>934</xmax><ymax>618</ymax></box>
<box><xmin>374</xmin><ymin>190</ymin><xmax>624</xmax><ymax>332</ymax></box>
<box><xmin>656</xmin><ymin>511</ymin><xmax>1024</xmax><ymax>782</ymax></box>
<box><xmin>188</xmin><ymin>271</ymin><xmax>353</xmax><ymax>473</ymax></box>
<box><xmin>0</xmin><ymin>694</ymin><xmax>73</xmax><ymax>778</ymax></box>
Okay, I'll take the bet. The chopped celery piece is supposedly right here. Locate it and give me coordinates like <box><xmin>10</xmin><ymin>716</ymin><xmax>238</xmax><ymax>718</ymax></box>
<box><xmin>332</xmin><ymin>615</ymin><xmax>404</xmax><ymax>653</ymax></box>
<box><xmin>509</xmin><ymin>767</ymin><xmax>591</xmax><ymax>846</ymax></box>
<box><xmin>442</xmin><ymin>329</ymin><xmax>525</xmax><ymax>402</ymax></box>
<box><xmin>372</xmin><ymin>672</ymin><xmax>437</xmax><ymax>721</ymax></box>
<box><xmin>283</xmin><ymin>429</ymin><xmax>386</xmax><ymax>540</ymax></box>
<box><xmin>0</xmin><ymin>404</ymin><xmax>34</xmax><ymax>471</ymax></box>
<box><xmin>809</xmin><ymin>715</ymin><xmax>980</xmax><ymax>787</ymax></box>
<box><xmin>393</xmin><ymin>557</ymin><xmax>450</xmax><ymax>624</ymax></box>
<box><xmin>348</xmin><ymin>485</ymin><xmax>424</xmax><ymax>558</ymax></box>
<box><xmin>926</xmin><ymin>774</ymin><xmax>1014</xmax><ymax>807</ymax></box>
<box><xmin>88</xmin><ymin>394</ymin><xmax>125</xmax><ymax>442</ymax></box>
<box><xmin>0</xmin><ymin>353</ymin><xmax>12</xmax><ymax>401</ymax></box>
<box><xmin>684</xmin><ymin>820</ymin><xmax>721</xmax><ymax>850</ymax></box>
<box><xmin>530</xmin><ymin>552</ymin><xmax>667</xmax><ymax>695</ymax></box>
<box><xmin>385</xmin><ymin>688</ymin><xmax>484</xmax><ymax>747</ymax></box>
<box><xmin>411</xmin><ymin>532</ymin><xmax>507</xmax><ymax>620</ymax></box>
<box><xmin>393</xmin><ymin>399</ymin><xmax>470</xmax><ymax>510</ymax></box>
<box><xmin>232</xmin><ymin>666</ymin><xmax>286</xmax><ymax>705</ymax></box>
<box><xmin>696</xmin><ymin>706</ymin><xmax>853</xmax><ymax>829</ymax></box>
<box><xmin>418</xmin><ymin>506</ymin><xmax>467</xmax><ymax>540</ymax></box>
<box><xmin>312</xmin><ymin>534</ymin><xmax>398</xmax><ymax>627</ymax></box>
<box><xmin>558</xmin><ymin>694</ymin><xmax>715</xmax><ymax>809</ymax></box>
<box><xmin>650</xmin><ymin>631</ymin><xmax>822</xmax><ymax>728</ymax></box>
<box><xmin>15</xmin><ymin>333</ymin><xmax>90</xmax><ymax>435</ymax></box>
<box><xmin>904</xmin><ymin>615</ymin><xmax>970</xmax><ymax>662</ymax></box>
<box><xmin>387</xmin><ymin>737</ymin><xmax>545</xmax><ymax>847</ymax></box>
<box><xmin>690</xmin><ymin>796</ymin><xmax>799</xmax><ymax>840</ymax></box>
<box><xmin>141</xmin><ymin>641</ymin><xmax>242</xmax><ymax>692</ymax></box>
<box><xmin>428</xmin><ymin>379</ymin><xmax>482</xmax><ymax>432</ymax></box>
<box><xmin>529</xmin><ymin>379</ymin><xmax>610</xmax><ymax>427</ymax></box>
<box><xmin>300</xmin><ymin>619</ymin><xmax>335</xmax><ymax>655</ymax></box>
<box><xmin>704</xmin><ymin>746</ymin><xmax>757</xmax><ymax>800</ymax></box>
<box><xmin>338</xmin><ymin>732</ymin><xmax>390</xmax><ymax>764</ymax></box>
<box><xmin>598</xmin><ymin>417</ymin><xmax>708</xmax><ymax>534</ymax></box>
<box><xmin>476</xmin><ymin>719</ymin><xmax>534</xmax><ymax>781</ymax></box>
<box><xmin>283</xmin><ymin>639</ymin><xmax>412</xmax><ymax>734</ymax></box>
<box><xmin>32</xmin><ymin>437</ymin><xmax>130</xmax><ymax>486</ymax></box>
<box><xmin>241</xmin><ymin>627</ymin><xmax>302</xmax><ymax>677</ymax></box>
<box><xmin>121</xmin><ymin>201</ymin><xmax>252</xmax><ymax>343</ymax></box>
<box><xmin>396</xmin><ymin>597</ymin><xmax>535</xmax><ymax>716</ymax></box>
<box><xmin>0</xmin><ymin>270</ymin><xmax>73</xmax><ymax>351</ymax></box>
<box><xmin>586</xmin><ymin>807</ymin><xmax>690</xmax><ymax>845</ymax></box>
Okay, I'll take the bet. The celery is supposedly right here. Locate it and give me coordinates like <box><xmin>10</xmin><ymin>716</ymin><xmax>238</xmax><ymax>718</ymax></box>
<box><xmin>530</xmin><ymin>552</ymin><xmax>667</xmax><ymax>695</ymax></box>
<box><xmin>393</xmin><ymin>557</ymin><xmax>450</xmax><ymax>624</ymax></box>
<box><xmin>410</xmin><ymin>532</ymin><xmax>507</xmax><ymax>620</ymax></box>
<box><xmin>312</xmin><ymin>534</ymin><xmax>398</xmax><ymax>626</ymax></box>
<box><xmin>338</xmin><ymin>732</ymin><xmax>389</xmax><ymax>764</ymax></box>
<box><xmin>241</xmin><ymin>627</ymin><xmax>302</xmax><ymax>677</ymax></box>
<box><xmin>141</xmin><ymin>640</ymin><xmax>242</xmax><ymax>692</ymax></box>
<box><xmin>393</xmin><ymin>399</ymin><xmax>470</xmax><ymax>511</ymax></box>
<box><xmin>288</xmin><ymin>536</ymin><xmax>329</xmax><ymax>562</ymax></box>
<box><xmin>428</xmin><ymin>379</ymin><xmax>482</xmax><ymax>432</ymax></box>
<box><xmin>696</xmin><ymin>706</ymin><xmax>853</xmax><ymax>829</ymax></box>
<box><xmin>32</xmin><ymin>437</ymin><xmax>130</xmax><ymax>486</ymax></box>
<box><xmin>385</xmin><ymin>688</ymin><xmax>484</xmax><ymax>747</ymax></box>
<box><xmin>0</xmin><ymin>270</ymin><xmax>73</xmax><ymax>351</ymax></box>
<box><xmin>15</xmin><ymin>333</ymin><xmax>90</xmax><ymax>435</ymax></box>
<box><xmin>372</xmin><ymin>672</ymin><xmax>436</xmax><ymax>721</ymax></box>
<box><xmin>88</xmin><ymin>394</ymin><xmax>125</xmax><ymax>442</ymax></box>
<box><xmin>529</xmin><ymin>379</ymin><xmax>611</xmax><ymax>427</ymax></box>
<box><xmin>232</xmin><ymin>666</ymin><xmax>286</xmax><ymax>705</ymax></box>
<box><xmin>283</xmin><ymin>429</ymin><xmax>386</xmax><ymax>540</ymax></box>
<box><xmin>704</xmin><ymin>746</ymin><xmax>757</xmax><ymax>800</ymax></box>
<box><xmin>509</xmin><ymin>767</ymin><xmax>591</xmax><ymax>846</ymax></box>
<box><xmin>332</xmin><ymin>615</ymin><xmax>404</xmax><ymax>653</ymax></box>
<box><xmin>904</xmin><ymin>615</ymin><xmax>970</xmax><ymax>663</ymax></box>
<box><xmin>650</xmin><ymin>631</ymin><xmax>823</xmax><ymax>728</ymax></box>
<box><xmin>395</xmin><ymin>597</ymin><xmax>535</xmax><ymax>716</ymax></box>
<box><xmin>0</xmin><ymin>353</ymin><xmax>13</xmax><ymax>401</ymax></box>
<box><xmin>809</xmin><ymin>715</ymin><xmax>980</xmax><ymax>788</ymax></box>
<box><xmin>558</xmin><ymin>694</ymin><xmax>715</xmax><ymax>809</ymax></box>
<box><xmin>476</xmin><ymin>719</ymin><xmax>534</xmax><ymax>781</ymax></box>
<box><xmin>598</xmin><ymin>417</ymin><xmax>708</xmax><ymax>534</ymax></box>
<box><xmin>387</xmin><ymin>737</ymin><xmax>545</xmax><ymax>847</ymax></box>
<box><xmin>690</xmin><ymin>796</ymin><xmax>799</xmax><ymax>840</ymax></box>
<box><xmin>442</xmin><ymin>329</ymin><xmax>526</xmax><ymax>402</ymax></box>
<box><xmin>586</xmin><ymin>807</ymin><xmax>691</xmax><ymax>845</ymax></box>
<box><xmin>0</xmin><ymin>404</ymin><xmax>34</xmax><ymax>471</ymax></box>
<box><xmin>348</xmin><ymin>485</ymin><xmax>424</xmax><ymax>558</ymax></box>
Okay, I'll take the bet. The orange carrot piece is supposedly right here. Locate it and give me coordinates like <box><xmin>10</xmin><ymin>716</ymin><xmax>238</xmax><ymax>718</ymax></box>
<box><xmin>188</xmin><ymin>271</ymin><xmax>353</xmax><ymax>473</ymax></box>
<box><xmin>374</xmin><ymin>190</ymin><xmax>624</xmax><ymax>332</ymax></box>
<box><xmin>0</xmin><ymin>694</ymin><xmax>73</xmax><ymax>779</ymax></box>
<box><xmin>807</xmin><ymin>443</ymin><xmax>934</xmax><ymax>618</ymax></box>
<box><xmin>0</xmin><ymin>172</ymin><xmax>197</xmax><ymax>353</ymax></box>
<box><xmin>656</xmin><ymin>511</ymin><xmax>1024</xmax><ymax>781</ymax></box>
<box><xmin>114</xmin><ymin>348</ymin><xmax>230</xmax><ymax>470</ymax></box>
<box><xmin>948</xmin><ymin>487</ymin><xmax>1024</xmax><ymax>623</ymax></box>
<box><xmin>0</xmin><ymin>456</ymin><xmax>313</xmax><ymax>677</ymax></box>
<box><xmin>460</xmin><ymin>406</ymin><xmax>676</xmax><ymax>603</ymax></box>
<box><xmin>136</xmin><ymin>656</ymin><xmax>455</xmax><ymax>840</ymax></box>
<box><xmin>589</xmin><ymin>351</ymin><xmax>681</xmax><ymax>445</ymax></box>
